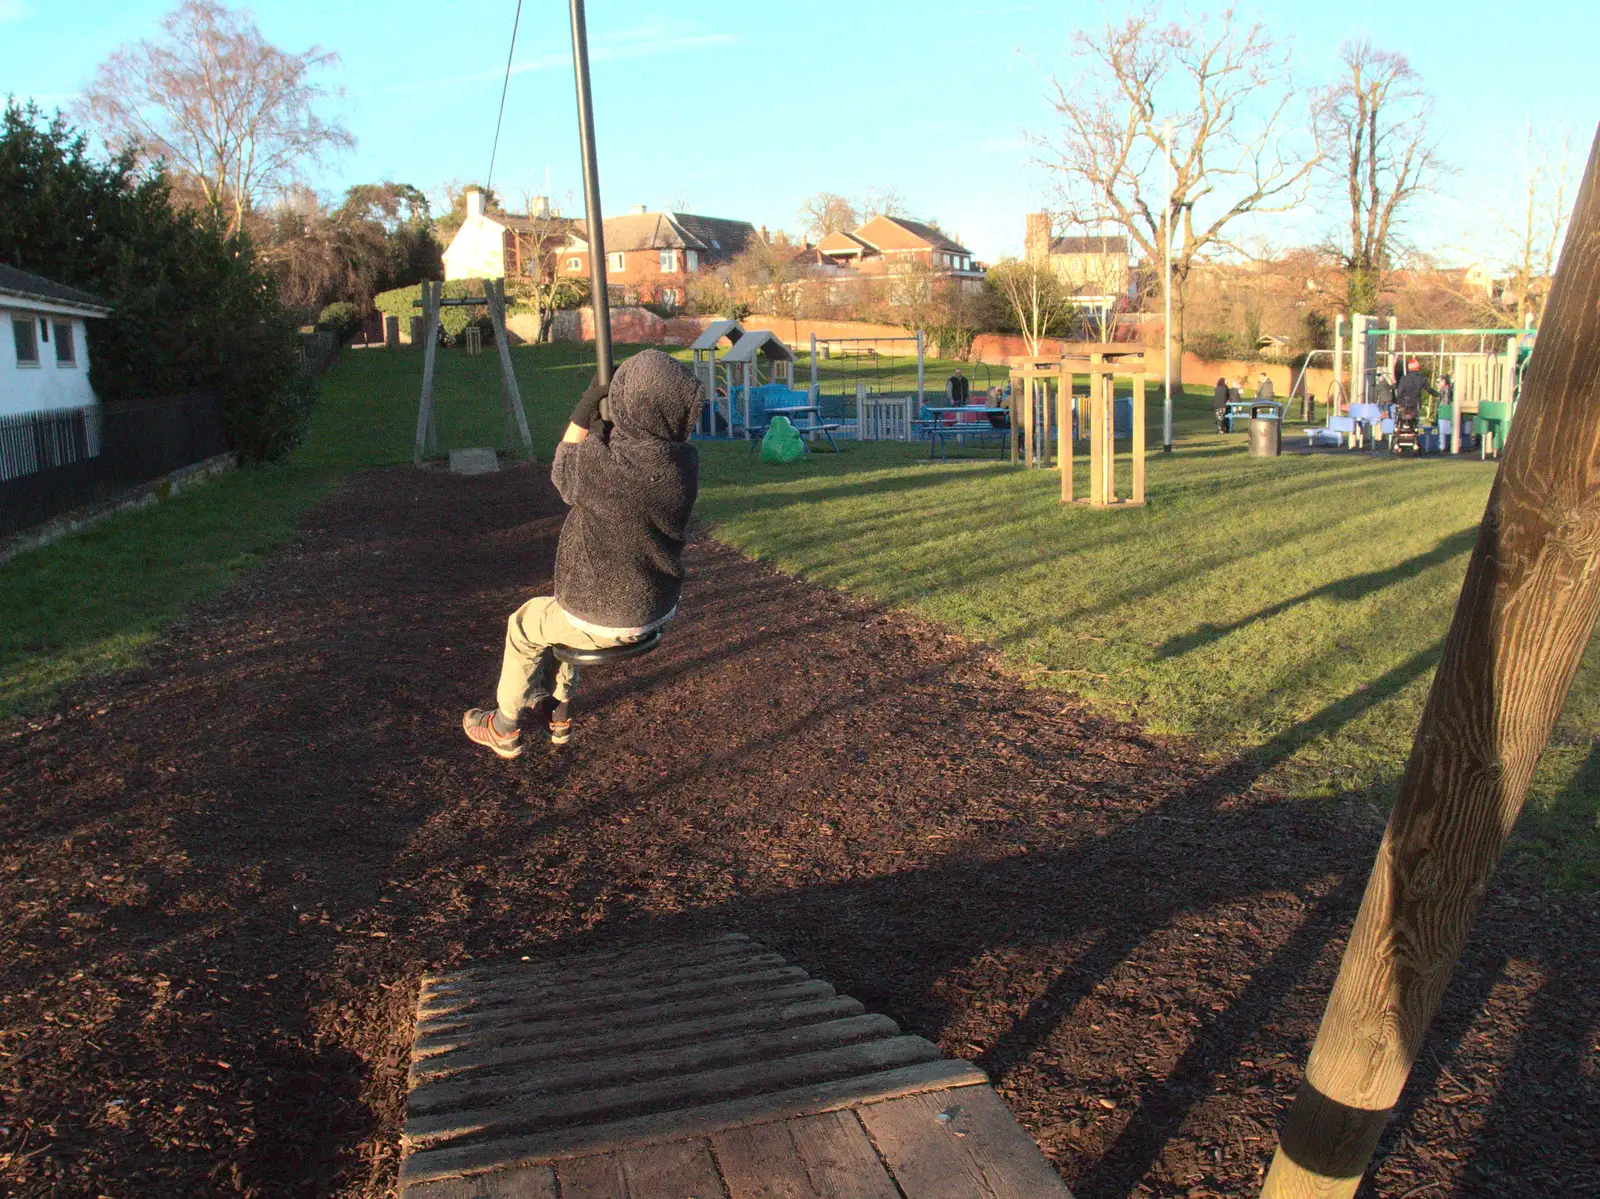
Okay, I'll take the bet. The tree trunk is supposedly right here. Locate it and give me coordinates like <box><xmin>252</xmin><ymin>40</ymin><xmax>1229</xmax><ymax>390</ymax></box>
<box><xmin>1261</xmin><ymin>123</ymin><xmax>1600</xmax><ymax>1199</ymax></box>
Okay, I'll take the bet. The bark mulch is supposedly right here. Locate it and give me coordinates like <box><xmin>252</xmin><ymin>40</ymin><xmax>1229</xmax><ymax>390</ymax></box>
<box><xmin>1</xmin><ymin>462</ymin><xmax>1595</xmax><ymax>1198</ymax></box>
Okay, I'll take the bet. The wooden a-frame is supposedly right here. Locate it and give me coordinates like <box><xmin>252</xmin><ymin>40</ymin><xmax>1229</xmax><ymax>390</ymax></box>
<box><xmin>413</xmin><ymin>278</ymin><xmax>534</xmax><ymax>465</ymax></box>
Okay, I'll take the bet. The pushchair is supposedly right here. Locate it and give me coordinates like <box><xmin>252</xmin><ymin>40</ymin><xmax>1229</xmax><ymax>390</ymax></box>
<box><xmin>1390</xmin><ymin>403</ymin><xmax>1421</xmax><ymax>455</ymax></box>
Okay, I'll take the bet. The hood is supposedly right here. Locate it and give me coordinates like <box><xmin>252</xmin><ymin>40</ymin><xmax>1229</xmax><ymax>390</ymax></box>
<box><xmin>608</xmin><ymin>349</ymin><xmax>702</xmax><ymax>443</ymax></box>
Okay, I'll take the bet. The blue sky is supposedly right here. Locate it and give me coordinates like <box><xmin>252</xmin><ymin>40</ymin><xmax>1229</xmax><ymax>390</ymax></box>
<box><xmin>1</xmin><ymin>0</ymin><xmax>1595</xmax><ymax>264</ymax></box>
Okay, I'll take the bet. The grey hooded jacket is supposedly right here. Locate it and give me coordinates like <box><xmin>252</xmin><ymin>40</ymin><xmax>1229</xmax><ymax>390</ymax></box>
<box><xmin>550</xmin><ymin>349</ymin><xmax>701</xmax><ymax>632</ymax></box>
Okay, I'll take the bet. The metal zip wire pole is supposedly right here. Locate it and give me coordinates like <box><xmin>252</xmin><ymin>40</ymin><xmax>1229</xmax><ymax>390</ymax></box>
<box><xmin>1162</xmin><ymin>118</ymin><xmax>1174</xmax><ymax>453</ymax></box>
<box><xmin>569</xmin><ymin>0</ymin><xmax>613</xmax><ymax>386</ymax></box>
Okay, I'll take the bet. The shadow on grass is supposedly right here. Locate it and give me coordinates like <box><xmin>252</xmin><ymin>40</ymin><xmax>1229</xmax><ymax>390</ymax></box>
<box><xmin>1156</xmin><ymin>529</ymin><xmax>1478</xmax><ymax>661</ymax></box>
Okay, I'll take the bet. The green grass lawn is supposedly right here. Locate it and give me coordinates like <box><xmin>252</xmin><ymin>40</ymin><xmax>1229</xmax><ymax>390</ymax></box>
<box><xmin>4</xmin><ymin>342</ymin><xmax>1594</xmax><ymax>888</ymax></box>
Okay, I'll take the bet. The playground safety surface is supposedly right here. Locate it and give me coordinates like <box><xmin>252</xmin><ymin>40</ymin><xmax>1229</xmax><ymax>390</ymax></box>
<box><xmin>2</xmin><ymin>461</ymin><xmax>1596</xmax><ymax>1197</ymax></box>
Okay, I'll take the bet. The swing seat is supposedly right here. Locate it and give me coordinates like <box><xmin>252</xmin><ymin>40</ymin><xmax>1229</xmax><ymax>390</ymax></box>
<box><xmin>551</xmin><ymin>627</ymin><xmax>664</xmax><ymax>667</ymax></box>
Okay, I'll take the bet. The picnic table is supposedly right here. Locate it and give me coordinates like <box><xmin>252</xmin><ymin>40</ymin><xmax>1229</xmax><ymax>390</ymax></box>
<box><xmin>915</xmin><ymin>406</ymin><xmax>1011</xmax><ymax>461</ymax></box>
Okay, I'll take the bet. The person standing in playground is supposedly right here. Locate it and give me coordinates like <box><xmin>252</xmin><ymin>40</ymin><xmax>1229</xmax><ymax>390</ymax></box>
<box><xmin>948</xmin><ymin>367</ymin><xmax>970</xmax><ymax>406</ymax></box>
<box><xmin>462</xmin><ymin>349</ymin><xmax>703</xmax><ymax>758</ymax></box>
<box><xmin>1214</xmin><ymin>377</ymin><xmax>1231</xmax><ymax>432</ymax></box>
<box><xmin>1256</xmin><ymin>372</ymin><xmax>1276</xmax><ymax>406</ymax></box>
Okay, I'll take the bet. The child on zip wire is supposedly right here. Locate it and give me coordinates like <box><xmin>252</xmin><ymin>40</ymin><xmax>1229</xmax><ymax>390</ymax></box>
<box><xmin>462</xmin><ymin>349</ymin><xmax>702</xmax><ymax>758</ymax></box>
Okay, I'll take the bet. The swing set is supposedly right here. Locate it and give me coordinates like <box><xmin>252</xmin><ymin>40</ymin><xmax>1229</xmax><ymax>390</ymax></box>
<box><xmin>411</xmin><ymin>279</ymin><xmax>534</xmax><ymax>465</ymax></box>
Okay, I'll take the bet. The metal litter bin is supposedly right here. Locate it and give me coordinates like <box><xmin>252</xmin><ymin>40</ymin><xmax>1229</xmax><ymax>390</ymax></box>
<box><xmin>1248</xmin><ymin>403</ymin><xmax>1281</xmax><ymax>458</ymax></box>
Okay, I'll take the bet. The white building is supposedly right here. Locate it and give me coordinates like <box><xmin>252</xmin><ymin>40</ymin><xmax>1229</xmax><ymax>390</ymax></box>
<box><xmin>442</xmin><ymin>188</ymin><xmax>568</xmax><ymax>282</ymax></box>
<box><xmin>1</xmin><ymin>264</ymin><xmax>112</xmax><ymax>419</ymax></box>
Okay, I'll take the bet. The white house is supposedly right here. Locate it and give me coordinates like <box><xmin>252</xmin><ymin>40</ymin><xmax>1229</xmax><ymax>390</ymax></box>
<box><xmin>1</xmin><ymin>264</ymin><xmax>112</xmax><ymax>419</ymax></box>
<box><xmin>442</xmin><ymin>188</ymin><xmax>570</xmax><ymax>282</ymax></box>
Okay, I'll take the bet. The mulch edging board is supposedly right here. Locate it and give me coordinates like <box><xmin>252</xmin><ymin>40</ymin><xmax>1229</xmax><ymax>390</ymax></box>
<box><xmin>399</xmin><ymin>933</ymin><xmax>1072</xmax><ymax>1197</ymax></box>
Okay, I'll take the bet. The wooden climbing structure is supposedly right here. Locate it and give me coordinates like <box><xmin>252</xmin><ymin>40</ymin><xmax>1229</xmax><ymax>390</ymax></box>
<box><xmin>1010</xmin><ymin>343</ymin><xmax>1147</xmax><ymax>507</ymax></box>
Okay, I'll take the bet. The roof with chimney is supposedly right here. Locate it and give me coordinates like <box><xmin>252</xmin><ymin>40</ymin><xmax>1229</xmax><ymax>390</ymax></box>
<box><xmin>567</xmin><ymin>211</ymin><xmax>757</xmax><ymax>263</ymax></box>
<box><xmin>0</xmin><ymin>264</ymin><xmax>112</xmax><ymax>316</ymax></box>
<box><xmin>1049</xmin><ymin>235</ymin><xmax>1129</xmax><ymax>255</ymax></box>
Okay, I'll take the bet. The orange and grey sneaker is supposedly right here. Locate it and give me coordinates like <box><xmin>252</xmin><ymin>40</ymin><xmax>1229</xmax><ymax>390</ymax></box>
<box><xmin>549</xmin><ymin>699</ymin><xmax>573</xmax><ymax>747</ymax></box>
<box><xmin>462</xmin><ymin>708</ymin><xmax>523</xmax><ymax>759</ymax></box>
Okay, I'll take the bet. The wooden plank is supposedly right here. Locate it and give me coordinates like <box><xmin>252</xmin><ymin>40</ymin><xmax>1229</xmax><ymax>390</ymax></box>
<box><xmin>858</xmin><ymin>1087</ymin><xmax>1072</xmax><ymax>1198</ymax></box>
<box><xmin>713</xmin><ymin>1110</ymin><xmax>898</xmax><ymax>1199</ymax></box>
<box><xmin>556</xmin><ymin>1140</ymin><xmax>723</xmax><ymax>1199</ymax></box>
<box><xmin>403</xmin><ymin>1036</ymin><xmax>945</xmax><ymax>1146</ymax></box>
<box><xmin>408</xmin><ymin>1014</ymin><xmax>903</xmax><ymax>1116</ymax></box>
<box><xmin>412</xmin><ymin>996</ymin><xmax>864</xmax><ymax>1085</ymax></box>
<box><xmin>420</xmin><ymin>952</ymin><xmax>787</xmax><ymax>1017</ymax></box>
<box><xmin>416</xmin><ymin>967</ymin><xmax>812</xmax><ymax>1039</ymax></box>
<box><xmin>403</xmin><ymin>1164</ymin><xmax>556</xmax><ymax>1198</ymax></box>
<box><xmin>620</xmin><ymin>1140</ymin><xmax>724</xmax><ymax>1199</ymax></box>
<box><xmin>426</xmin><ymin>935</ymin><xmax>754</xmax><ymax>991</ymax></box>
<box><xmin>413</xmin><ymin>981</ymin><xmax>839</xmax><ymax>1061</ymax></box>
<box><xmin>400</xmin><ymin>1060</ymin><xmax>986</xmax><ymax>1185</ymax></box>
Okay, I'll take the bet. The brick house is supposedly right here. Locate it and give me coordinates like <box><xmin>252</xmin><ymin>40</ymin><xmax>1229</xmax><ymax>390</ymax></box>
<box><xmin>814</xmin><ymin>214</ymin><xmax>983</xmax><ymax>288</ymax></box>
<box><xmin>1023</xmin><ymin>212</ymin><xmax>1131</xmax><ymax>311</ymax></box>
<box><xmin>556</xmin><ymin>208</ymin><xmax>758</xmax><ymax>309</ymax></box>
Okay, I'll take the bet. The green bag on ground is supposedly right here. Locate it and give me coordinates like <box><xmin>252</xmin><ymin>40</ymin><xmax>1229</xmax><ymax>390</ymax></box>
<box><xmin>760</xmin><ymin>415</ymin><xmax>807</xmax><ymax>463</ymax></box>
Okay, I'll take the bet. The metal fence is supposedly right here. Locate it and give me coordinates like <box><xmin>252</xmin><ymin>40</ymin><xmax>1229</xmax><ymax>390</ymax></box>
<box><xmin>0</xmin><ymin>394</ymin><xmax>228</xmax><ymax>540</ymax></box>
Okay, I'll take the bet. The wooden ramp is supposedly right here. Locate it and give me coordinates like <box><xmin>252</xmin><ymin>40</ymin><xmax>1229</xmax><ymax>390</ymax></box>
<box><xmin>401</xmin><ymin>933</ymin><xmax>1073</xmax><ymax>1197</ymax></box>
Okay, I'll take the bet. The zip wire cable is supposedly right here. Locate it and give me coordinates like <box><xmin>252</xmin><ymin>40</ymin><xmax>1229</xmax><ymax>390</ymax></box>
<box><xmin>467</xmin><ymin>0</ymin><xmax>524</xmax><ymax>271</ymax></box>
<box><xmin>484</xmin><ymin>0</ymin><xmax>524</xmax><ymax>199</ymax></box>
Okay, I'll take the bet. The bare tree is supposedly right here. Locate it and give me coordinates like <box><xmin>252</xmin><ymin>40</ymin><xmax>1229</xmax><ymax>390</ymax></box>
<box><xmin>1315</xmin><ymin>38</ymin><xmax>1443</xmax><ymax>314</ymax></box>
<box><xmin>988</xmin><ymin>257</ymin><xmax>1077</xmax><ymax>357</ymax></box>
<box><xmin>1494</xmin><ymin>125</ymin><xmax>1574</xmax><ymax>329</ymax></box>
<box><xmin>1039</xmin><ymin>6</ymin><xmax>1318</xmax><ymax>355</ymax></box>
<box><xmin>80</xmin><ymin>0</ymin><xmax>352</xmax><ymax>236</ymax></box>
<box><xmin>859</xmin><ymin>186</ymin><xmax>909</xmax><ymax>219</ymax></box>
<box><xmin>798</xmin><ymin>191</ymin><xmax>858</xmax><ymax>240</ymax></box>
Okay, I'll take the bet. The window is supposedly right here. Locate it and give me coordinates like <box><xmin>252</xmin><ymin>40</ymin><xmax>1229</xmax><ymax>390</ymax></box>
<box><xmin>659</xmin><ymin>288</ymin><xmax>680</xmax><ymax>309</ymax></box>
<box><xmin>12</xmin><ymin>317</ymin><xmax>38</xmax><ymax>366</ymax></box>
<box><xmin>566</xmin><ymin>256</ymin><xmax>582</xmax><ymax>270</ymax></box>
<box><xmin>608</xmin><ymin>252</ymin><xmax>625</xmax><ymax>272</ymax></box>
<box><xmin>54</xmin><ymin>321</ymin><xmax>75</xmax><ymax>366</ymax></box>
<box><xmin>684</xmin><ymin>249</ymin><xmax>699</xmax><ymax>272</ymax></box>
<box><xmin>659</xmin><ymin>249</ymin><xmax>678</xmax><ymax>273</ymax></box>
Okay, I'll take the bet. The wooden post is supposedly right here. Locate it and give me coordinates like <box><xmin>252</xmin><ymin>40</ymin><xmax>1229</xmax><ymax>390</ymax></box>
<box><xmin>1057</xmin><ymin>375</ymin><xmax>1072</xmax><ymax>503</ymax></box>
<box><xmin>484</xmin><ymin>279</ymin><xmax>534</xmax><ymax>456</ymax></box>
<box><xmin>1132</xmin><ymin>371</ymin><xmax>1147</xmax><ymax>504</ymax></box>
<box><xmin>1009</xmin><ymin>369</ymin><xmax>1021</xmax><ymax>465</ymax></box>
<box><xmin>1261</xmin><ymin>124</ymin><xmax>1600</xmax><ymax>1199</ymax></box>
<box><xmin>413</xmin><ymin>281</ymin><xmax>442</xmax><ymax>465</ymax></box>
<box><xmin>1022</xmin><ymin>366</ymin><xmax>1036</xmax><ymax>468</ymax></box>
<box><xmin>856</xmin><ymin>382</ymin><xmax>869</xmax><ymax>440</ymax></box>
<box><xmin>1101</xmin><ymin>374</ymin><xmax>1114</xmax><ymax>502</ymax></box>
<box><xmin>1087</xmin><ymin>375</ymin><xmax>1104</xmax><ymax>505</ymax></box>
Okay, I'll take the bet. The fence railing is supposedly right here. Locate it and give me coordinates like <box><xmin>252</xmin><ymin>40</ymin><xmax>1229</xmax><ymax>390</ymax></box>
<box><xmin>0</xmin><ymin>394</ymin><xmax>228</xmax><ymax>540</ymax></box>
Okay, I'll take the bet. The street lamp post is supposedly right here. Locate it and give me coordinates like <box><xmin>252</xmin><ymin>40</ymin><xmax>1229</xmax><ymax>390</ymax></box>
<box><xmin>1162</xmin><ymin>118</ymin><xmax>1174</xmax><ymax>453</ymax></box>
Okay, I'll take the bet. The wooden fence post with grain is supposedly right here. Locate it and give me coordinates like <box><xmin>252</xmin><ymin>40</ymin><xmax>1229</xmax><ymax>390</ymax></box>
<box><xmin>1261</xmin><ymin>122</ymin><xmax>1600</xmax><ymax>1199</ymax></box>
